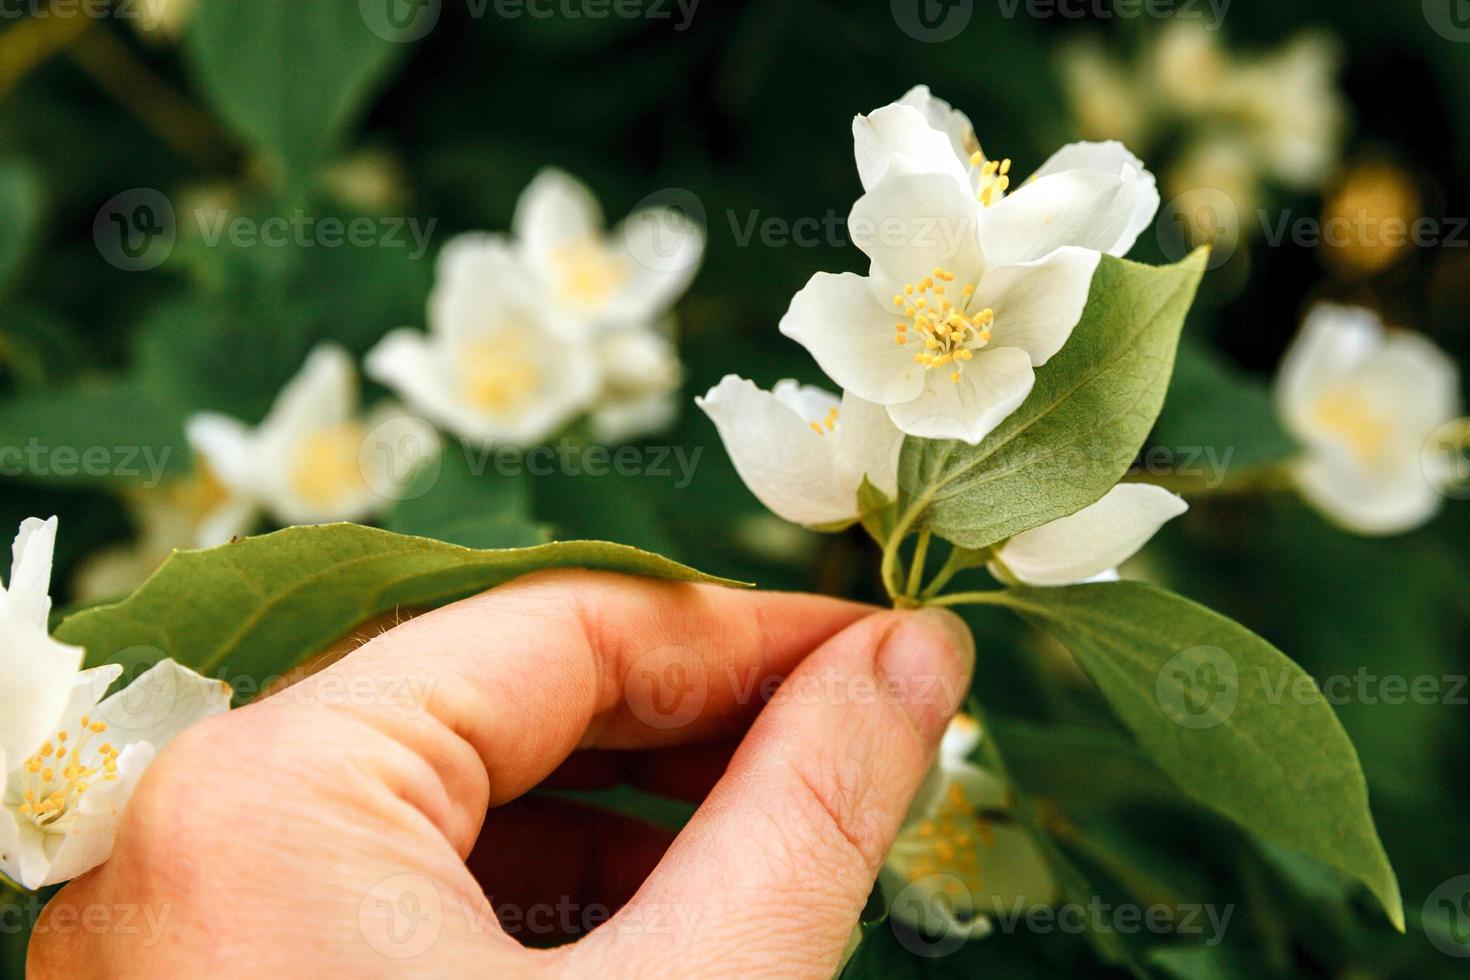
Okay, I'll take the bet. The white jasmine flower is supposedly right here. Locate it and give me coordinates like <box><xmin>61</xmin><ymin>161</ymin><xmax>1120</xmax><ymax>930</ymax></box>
<box><xmin>695</xmin><ymin>376</ymin><xmax>902</xmax><ymax>528</ymax></box>
<box><xmin>1276</xmin><ymin>304</ymin><xmax>1462</xmax><ymax>535</ymax></box>
<box><xmin>190</xmin><ymin>344</ymin><xmax>438</xmax><ymax>533</ymax></box>
<box><xmin>513</xmin><ymin>169</ymin><xmax>705</xmax><ymax>332</ymax></box>
<box><xmin>0</xmin><ymin>518</ymin><xmax>230</xmax><ymax>890</ymax></box>
<box><xmin>589</xmin><ymin>328</ymin><xmax>685</xmax><ymax>443</ymax></box>
<box><xmin>851</xmin><ymin>86</ymin><xmax>1159</xmax><ymax>254</ymax></box>
<box><xmin>367</xmin><ymin>235</ymin><xmax>602</xmax><ymax>447</ymax></box>
<box><xmin>883</xmin><ymin>715</ymin><xmax>1057</xmax><ymax>941</ymax></box>
<box><xmin>783</xmin><ymin>88</ymin><xmax>1157</xmax><ymax>444</ymax></box>
<box><xmin>989</xmin><ymin>484</ymin><xmax>1188</xmax><ymax>586</ymax></box>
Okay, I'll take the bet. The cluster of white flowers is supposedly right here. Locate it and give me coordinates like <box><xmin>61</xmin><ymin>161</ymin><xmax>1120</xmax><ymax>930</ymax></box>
<box><xmin>1275</xmin><ymin>304</ymin><xmax>1464</xmax><ymax>535</ymax></box>
<box><xmin>1060</xmin><ymin>22</ymin><xmax>1347</xmax><ymax>228</ymax></box>
<box><xmin>0</xmin><ymin>518</ymin><xmax>229</xmax><ymax>890</ymax></box>
<box><xmin>366</xmin><ymin>169</ymin><xmax>703</xmax><ymax>447</ymax></box>
<box><xmin>73</xmin><ymin>171</ymin><xmax>705</xmax><ymax>598</ymax></box>
<box><xmin>700</xmin><ymin>87</ymin><xmax>1187</xmax><ymax>586</ymax></box>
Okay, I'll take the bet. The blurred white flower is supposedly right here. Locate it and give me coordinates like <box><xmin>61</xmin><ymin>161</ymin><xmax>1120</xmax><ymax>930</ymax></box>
<box><xmin>1276</xmin><ymin>304</ymin><xmax>1462</xmax><ymax>535</ymax></box>
<box><xmin>131</xmin><ymin>0</ymin><xmax>195</xmax><ymax>42</ymax></box>
<box><xmin>367</xmin><ymin>236</ymin><xmax>602</xmax><ymax>447</ymax></box>
<box><xmin>190</xmin><ymin>344</ymin><xmax>437</xmax><ymax>534</ymax></box>
<box><xmin>882</xmin><ymin>715</ymin><xmax>1057</xmax><ymax>942</ymax></box>
<box><xmin>513</xmin><ymin>168</ymin><xmax>705</xmax><ymax>332</ymax></box>
<box><xmin>989</xmin><ymin>484</ymin><xmax>1188</xmax><ymax>586</ymax></box>
<box><xmin>72</xmin><ymin>469</ymin><xmax>250</xmax><ymax>601</ymax></box>
<box><xmin>1057</xmin><ymin>41</ymin><xmax>1150</xmax><ymax>148</ymax></box>
<box><xmin>0</xmin><ymin>517</ymin><xmax>230</xmax><ymax>890</ymax></box>
<box><xmin>588</xmin><ymin>329</ymin><xmax>685</xmax><ymax>443</ymax></box>
<box><xmin>695</xmin><ymin>376</ymin><xmax>901</xmax><ymax>528</ymax></box>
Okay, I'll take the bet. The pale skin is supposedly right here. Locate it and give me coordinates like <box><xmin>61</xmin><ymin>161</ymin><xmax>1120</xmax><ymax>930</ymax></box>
<box><xmin>28</xmin><ymin>570</ymin><xmax>974</xmax><ymax>978</ymax></box>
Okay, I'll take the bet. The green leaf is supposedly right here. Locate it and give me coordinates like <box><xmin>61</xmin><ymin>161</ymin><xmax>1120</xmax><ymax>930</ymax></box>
<box><xmin>0</xmin><ymin>380</ymin><xmax>188</xmax><ymax>488</ymax></box>
<box><xmin>897</xmin><ymin>250</ymin><xmax>1207</xmax><ymax>550</ymax></box>
<box><xmin>856</xmin><ymin>476</ymin><xmax>896</xmax><ymax>543</ymax></box>
<box><xmin>988</xmin><ymin>581</ymin><xmax>1403</xmax><ymax>931</ymax></box>
<box><xmin>185</xmin><ymin>0</ymin><xmax>405</xmax><ymax>178</ymax></box>
<box><xmin>55</xmin><ymin>523</ymin><xmax>743</xmax><ymax>701</ymax></box>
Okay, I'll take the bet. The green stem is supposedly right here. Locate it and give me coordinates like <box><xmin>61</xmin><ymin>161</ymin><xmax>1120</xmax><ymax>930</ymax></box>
<box><xmin>1124</xmin><ymin>460</ymin><xmax>1295</xmax><ymax>500</ymax></box>
<box><xmin>918</xmin><ymin>544</ymin><xmax>985</xmax><ymax>600</ymax></box>
<box><xmin>879</xmin><ymin>504</ymin><xmax>924</xmax><ymax>602</ymax></box>
<box><xmin>927</xmin><ymin>590</ymin><xmax>1017</xmax><ymax>609</ymax></box>
<box><xmin>903</xmin><ymin>529</ymin><xmax>931</xmax><ymax>598</ymax></box>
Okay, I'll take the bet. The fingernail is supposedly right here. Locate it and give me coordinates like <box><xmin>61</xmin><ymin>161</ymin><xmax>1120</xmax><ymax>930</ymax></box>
<box><xmin>877</xmin><ymin>607</ymin><xmax>974</xmax><ymax>743</ymax></box>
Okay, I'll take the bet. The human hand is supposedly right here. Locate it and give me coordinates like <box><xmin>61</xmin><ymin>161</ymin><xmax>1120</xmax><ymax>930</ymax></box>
<box><xmin>29</xmin><ymin>570</ymin><xmax>974</xmax><ymax>978</ymax></box>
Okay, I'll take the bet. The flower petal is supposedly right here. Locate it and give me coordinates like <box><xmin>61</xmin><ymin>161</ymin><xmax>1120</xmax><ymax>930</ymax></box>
<box><xmin>603</xmin><ymin>209</ymin><xmax>705</xmax><ymax>325</ymax></box>
<box><xmin>896</xmin><ymin>86</ymin><xmax>979</xmax><ymax>167</ymax></box>
<box><xmin>93</xmin><ymin>658</ymin><xmax>232</xmax><ymax>751</ymax></box>
<box><xmin>2</xmin><ymin>516</ymin><xmax>58</xmax><ymax>628</ymax></box>
<box><xmin>258</xmin><ymin>344</ymin><xmax>357</xmax><ymax>447</ymax></box>
<box><xmin>20</xmin><ymin>740</ymin><xmax>156</xmax><ymax>889</ymax></box>
<box><xmin>977</xmin><ymin>247</ymin><xmax>1099</xmax><ymax>366</ymax></box>
<box><xmin>833</xmin><ymin>390</ymin><xmax>904</xmax><ymax>499</ymax></box>
<box><xmin>1274</xmin><ymin>304</ymin><xmax>1384</xmax><ymax>440</ymax></box>
<box><xmin>695</xmin><ymin>376</ymin><xmax>858</xmax><ymax>526</ymax></box>
<box><xmin>979</xmin><ymin>165</ymin><xmax>1140</xmax><ymax>265</ymax></box>
<box><xmin>0</xmin><ymin>610</ymin><xmax>83</xmax><ymax>767</ymax></box>
<box><xmin>852</xmin><ymin>102</ymin><xmax>970</xmax><ymax>194</ymax></box>
<box><xmin>992</xmin><ymin>484</ymin><xmax>1188</xmax><ymax>586</ymax></box>
<box><xmin>1294</xmin><ymin>454</ymin><xmax>1443</xmax><ymax>536</ymax></box>
<box><xmin>186</xmin><ymin>414</ymin><xmax>258</xmax><ymax>497</ymax></box>
<box><xmin>778</xmin><ymin>272</ymin><xmax>924</xmax><ymax>405</ymax></box>
<box><xmin>886</xmin><ymin>347</ymin><xmax>1035</xmax><ymax>444</ymax></box>
<box><xmin>849</xmin><ymin>170</ymin><xmax>985</xmax><ymax>290</ymax></box>
<box><xmin>1029</xmin><ymin>140</ymin><xmax>1160</xmax><ymax>255</ymax></box>
<box><xmin>512</xmin><ymin>168</ymin><xmax>605</xmax><ymax>282</ymax></box>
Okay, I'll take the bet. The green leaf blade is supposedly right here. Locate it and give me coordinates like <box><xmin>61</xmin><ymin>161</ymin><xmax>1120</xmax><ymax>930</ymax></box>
<box><xmin>57</xmin><ymin>523</ymin><xmax>746</xmax><ymax>700</ymax></box>
<box><xmin>996</xmin><ymin>581</ymin><xmax>1403</xmax><ymax>932</ymax></box>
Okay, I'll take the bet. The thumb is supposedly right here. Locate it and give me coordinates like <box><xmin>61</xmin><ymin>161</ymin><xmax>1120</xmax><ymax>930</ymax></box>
<box><xmin>566</xmin><ymin>607</ymin><xmax>974</xmax><ymax>978</ymax></box>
